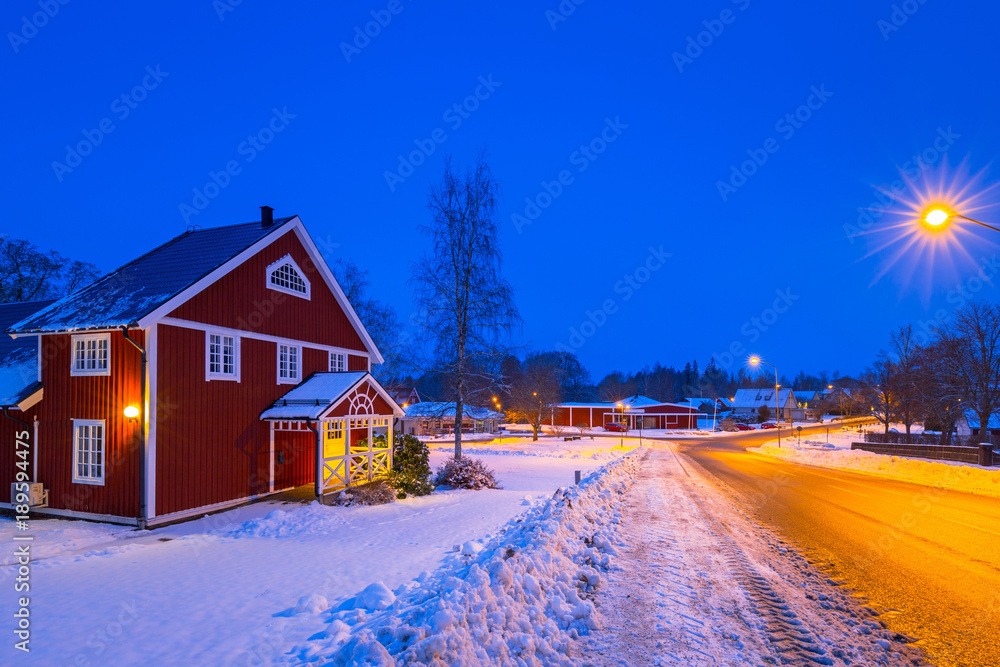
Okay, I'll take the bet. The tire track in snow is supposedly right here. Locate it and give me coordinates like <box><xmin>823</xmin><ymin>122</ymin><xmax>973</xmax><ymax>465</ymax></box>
<box><xmin>580</xmin><ymin>446</ymin><xmax>930</xmax><ymax>667</ymax></box>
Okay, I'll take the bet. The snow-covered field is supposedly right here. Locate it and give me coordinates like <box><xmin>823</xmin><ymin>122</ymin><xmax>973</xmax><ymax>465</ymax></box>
<box><xmin>749</xmin><ymin>426</ymin><xmax>1000</xmax><ymax>499</ymax></box>
<box><xmin>0</xmin><ymin>442</ymin><xmax>627</xmax><ymax>665</ymax></box>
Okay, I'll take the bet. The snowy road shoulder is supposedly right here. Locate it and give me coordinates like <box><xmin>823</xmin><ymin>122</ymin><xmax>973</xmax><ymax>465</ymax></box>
<box><xmin>580</xmin><ymin>446</ymin><xmax>929</xmax><ymax>666</ymax></box>
<box><xmin>748</xmin><ymin>432</ymin><xmax>1000</xmax><ymax>499</ymax></box>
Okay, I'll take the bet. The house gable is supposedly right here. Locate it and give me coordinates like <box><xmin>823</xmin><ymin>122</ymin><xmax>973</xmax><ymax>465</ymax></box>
<box><xmin>163</xmin><ymin>222</ymin><xmax>373</xmax><ymax>356</ymax></box>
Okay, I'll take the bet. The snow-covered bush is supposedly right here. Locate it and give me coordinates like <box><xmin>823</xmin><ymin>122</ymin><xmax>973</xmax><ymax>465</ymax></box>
<box><xmin>334</xmin><ymin>480</ymin><xmax>396</xmax><ymax>506</ymax></box>
<box><xmin>387</xmin><ymin>434</ymin><xmax>433</xmax><ymax>498</ymax></box>
<box><xmin>434</xmin><ymin>456</ymin><xmax>501</xmax><ymax>490</ymax></box>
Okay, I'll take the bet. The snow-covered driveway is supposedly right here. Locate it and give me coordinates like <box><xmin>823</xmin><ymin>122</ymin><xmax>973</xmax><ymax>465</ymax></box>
<box><xmin>581</xmin><ymin>446</ymin><xmax>930</xmax><ymax>666</ymax></box>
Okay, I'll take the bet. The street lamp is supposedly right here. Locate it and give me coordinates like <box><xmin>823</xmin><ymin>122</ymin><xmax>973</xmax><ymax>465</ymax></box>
<box><xmin>923</xmin><ymin>207</ymin><xmax>1000</xmax><ymax>233</ymax></box>
<box><xmin>750</xmin><ymin>356</ymin><xmax>781</xmax><ymax>448</ymax></box>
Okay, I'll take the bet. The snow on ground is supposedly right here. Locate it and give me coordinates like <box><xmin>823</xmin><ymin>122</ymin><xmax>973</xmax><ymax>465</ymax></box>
<box><xmin>0</xmin><ymin>440</ymin><xmax>628</xmax><ymax>665</ymax></box>
<box><xmin>749</xmin><ymin>426</ymin><xmax>1000</xmax><ymax>499</ymax></box>
<box><xmin>281</xmin><ymin>451</ymin><xmax>643</xmax><ymax>664</ymax></box>
<box><xmin>580</xmin><ymin>447</ymin><xmax>929</xmax><ymax>667</ymax></box>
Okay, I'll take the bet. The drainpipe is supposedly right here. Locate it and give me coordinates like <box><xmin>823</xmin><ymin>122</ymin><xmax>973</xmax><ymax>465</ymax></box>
<box><xmin>121</xmin><ymin>325</ymin><xmax>148</xmax><ymax>530</ymax></box>
<box><xmin>305</xmin><ymin>419</ymin><xmax>321</xmax><ymax>502</ymax></box>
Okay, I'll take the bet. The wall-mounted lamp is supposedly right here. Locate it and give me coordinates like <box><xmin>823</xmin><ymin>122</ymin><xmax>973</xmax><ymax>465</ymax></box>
<box><xmin>124</xmin><ymin>405</ymin><xmax>140</xmax><ymax>422</ymax></box>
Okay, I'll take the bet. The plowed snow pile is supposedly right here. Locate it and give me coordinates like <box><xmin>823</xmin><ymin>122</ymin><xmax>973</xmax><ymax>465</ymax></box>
<box><xmin>281</xmin><ymin>451</ymin><xmax>644</xmax><ymax>665</ymax></box>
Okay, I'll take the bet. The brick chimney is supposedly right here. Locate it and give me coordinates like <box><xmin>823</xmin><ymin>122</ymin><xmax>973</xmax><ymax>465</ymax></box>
<box><xmin>260</xmin><ymin>205</ymin><xmax>274</xmax><ymax>228</ymax></box>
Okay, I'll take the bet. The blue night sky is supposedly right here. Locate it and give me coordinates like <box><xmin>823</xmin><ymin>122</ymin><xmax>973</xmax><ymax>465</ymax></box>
<box><xmin>4</xmin><ymin>0</ymin><xmax>1000</xmax><ymax>381</ymax></box>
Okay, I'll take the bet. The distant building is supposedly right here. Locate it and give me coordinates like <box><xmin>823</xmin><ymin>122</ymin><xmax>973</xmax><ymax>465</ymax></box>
<box><xmin>397</xmin><ymin>402</ymin><xmax>502</xmax><ymax>436</ymax></box>
<box><xmin>387</xmin><ymin>386</ymin><xmax>420</xmax><ymax>407</ymax></box>
<box><xmin>956</xmin><ymin>410</ymin><xmax>1000</xmax><ymax>437</ymax></box>
<box><xmin>731</xmin><ymin>388</ymin><xmax>805</xmax><ymax>421</ymax></box>
<box><xmin>551</xmin><ymin>394</ymin><xmax>701</xmax><ymax>430</ymax></box>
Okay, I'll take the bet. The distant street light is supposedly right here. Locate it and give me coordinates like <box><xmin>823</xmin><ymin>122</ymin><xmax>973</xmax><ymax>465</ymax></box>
<box><xmin>750</xmin><ymin>356</ymin><xmax>781</xmax><ymax>448</ymax></box>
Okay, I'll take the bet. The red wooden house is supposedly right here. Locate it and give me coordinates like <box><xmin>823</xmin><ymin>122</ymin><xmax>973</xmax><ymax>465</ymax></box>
<box><xmin>1</xmin><ymin>207</ymin><xmax>403</xmax><ymax>527</ymax></box>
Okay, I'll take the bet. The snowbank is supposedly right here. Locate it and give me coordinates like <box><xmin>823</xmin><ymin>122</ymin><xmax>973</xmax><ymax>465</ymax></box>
<box><xmin>750</xmin><ymin>439</ymin><xmax>1000</xmax><ymax>499</ymax></box>
<box><xmin>283</xmin><ymin>450</ymin><xmax>645</xmax><ymax>665</ymax></box>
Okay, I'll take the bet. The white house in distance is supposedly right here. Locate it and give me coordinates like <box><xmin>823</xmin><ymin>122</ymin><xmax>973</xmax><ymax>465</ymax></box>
<box><xmin>731</xmin><ymin>388</ymin><xmax>805</xmax><ymax>422</ymax></box>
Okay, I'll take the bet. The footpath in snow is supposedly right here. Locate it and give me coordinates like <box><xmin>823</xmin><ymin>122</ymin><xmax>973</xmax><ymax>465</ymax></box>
<box><xmin>581</xmin><ymin>447</ymin><xmax>930</xmax><ymax>667</ymax></box>
<box><xmin>749</xmin><ymin>429</ymin><xmax>1000</xmax><ymax>500</ymax></box>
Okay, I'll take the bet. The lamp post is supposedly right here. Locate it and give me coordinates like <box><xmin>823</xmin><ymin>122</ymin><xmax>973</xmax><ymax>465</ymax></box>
<box><xmin>750</xmin><ymin>356</ymin><xmax>781</xmax><ymax>448</ymax></box>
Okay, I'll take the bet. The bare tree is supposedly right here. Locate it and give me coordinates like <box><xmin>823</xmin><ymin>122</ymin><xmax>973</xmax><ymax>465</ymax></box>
<box><xmin>411</xmin><ymin>153</ymin><xmax>520</xmax><ymax>458</ymax></box>
<box><xmin>945</xmin><ymin>302</ymin><xmax>1000</xmax><ymax>443</ymax></box>
<box><xmin>915</xmin><ymin>334</ymin><xmax>964</xmax><ymax>444</ymax></box>
<box><xmin>889</xmin><ymin>324</ymin><xmax>921</xmax><ymax>435</ymax></box>
<box><xmin>332</xmin><ymin>259</ymin><xmax>410</xmax><ymax>383</ymax></box>
<box><xmin>863</xmin><ymin>351</ymin><xmax>896</xmax><ymax>434</ymax></box>
<box><xmin>507</xmin><ymin>354</ymin><xmax>562</xmax><ymax>441</ymax></box>
<box><xmin>0</xmin><ymin>237</ymin><xmax>100</xmax><ymax>303</ymax></box>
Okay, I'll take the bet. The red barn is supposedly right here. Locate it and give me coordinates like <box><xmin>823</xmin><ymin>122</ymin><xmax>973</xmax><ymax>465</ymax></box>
<box><xmin>1</xmin><ymin>207</ymin><xmax>403</xmax><ymax>527</ymax></box>
<box><xmin>550</xmin><ymin>395</ymin><xmax>701</xmax><ymax>430</ymax></box>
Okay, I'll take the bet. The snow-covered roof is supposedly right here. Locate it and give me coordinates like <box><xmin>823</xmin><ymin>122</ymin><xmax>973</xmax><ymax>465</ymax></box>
<box><xmin>0</xmin><ymin>300</ymin><xmax>54</xmax><ymax>406</ymax></box>
<box><xmin>732</xmin><ymin>388</ymin><xmax>796</xmax><ymax>410</ymax></box>
<box><xmin>402</xmin><ymin>402</ymin><xmax>502</xmax><ymax>420</ymax></box>
<box><xmin>962</xmin><ymin>410</ymin><xmax>1000</xmax><ymax>431</ymax></box>
<box><xmin>260</xmin><ymin>372</ymin><xmax>403</xmax><ymax>420</ymax></box>
<box><xmin>8</xmin><ymin>218</ymin><xmax>295</xmax><ymax>334</ymax></box>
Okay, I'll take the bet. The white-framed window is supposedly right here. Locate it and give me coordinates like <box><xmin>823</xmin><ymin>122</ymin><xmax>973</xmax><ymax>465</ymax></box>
<box><xmin>73</xmin><ymin>419</ymin><xmax>105</xmax><ymax>485</ymax></box>
<box><xmin>266</xmin><ymin>254</ymin><xmax>311</xmax><ymax>300</ymax></box>
<box><xmin>71</xmin><ymin>333</ymin><xmax>111</xmax><ymax>376</ymax></box>
<box><xmin>329</xmin><ymin>352</ymin><xmax>346</xmax><ymax>372</ymax></box>
<box><xmin>206</xmin><ymin>332</ymin><xmax>240</xmax><ymax>381</ymax></box>
<box><xmin>278</xmin><ymin>343</ymin><xmax>300</xmax><ymax>383</ymax></box>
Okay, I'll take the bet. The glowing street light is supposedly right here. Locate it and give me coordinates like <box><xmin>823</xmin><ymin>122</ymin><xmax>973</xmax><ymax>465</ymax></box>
<box><xmin>749</xmin><ymin>356</ymin><xmax>781</xmax><ymax>447</ymax></box>
<box><xmin>922</xmin><ymin>206</ymin><xmax>1000</xmax><ymax>233</ymax></box>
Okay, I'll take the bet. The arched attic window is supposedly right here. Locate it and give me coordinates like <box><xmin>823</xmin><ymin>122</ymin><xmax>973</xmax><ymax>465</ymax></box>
<box><xmin>266</xmin><ymin>254</ymin><xmax>311</xmax><ymax>299</ymax></box>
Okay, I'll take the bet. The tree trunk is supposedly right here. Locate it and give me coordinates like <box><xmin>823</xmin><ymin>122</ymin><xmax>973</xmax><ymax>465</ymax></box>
<box><xmin>532</xmin><ymin>423</ymin><xmax>539</xmax><ymax>441</ymax></box>
<box><xmin>978</xmin><ymin>410</ymin><xmax>991</xmax><ymax>444</ymax></box>
<box><xmin>454</xmin><ymin>398</ymin><xmax>463</xmax><ymax>460</ymax></box>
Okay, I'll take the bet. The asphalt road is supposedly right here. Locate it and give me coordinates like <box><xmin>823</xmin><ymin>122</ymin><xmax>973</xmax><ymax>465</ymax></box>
<box><xmin>667</xmin><ymin>422</ymin><xmax>1000</xmax><ymax>667</ymax></box>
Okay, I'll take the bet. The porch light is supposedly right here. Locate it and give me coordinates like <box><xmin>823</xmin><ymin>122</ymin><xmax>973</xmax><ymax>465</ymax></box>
<box><xmin>124</xmin><ymin>405</ymin><xmax>140</xmax><ymax>420</ymax></box>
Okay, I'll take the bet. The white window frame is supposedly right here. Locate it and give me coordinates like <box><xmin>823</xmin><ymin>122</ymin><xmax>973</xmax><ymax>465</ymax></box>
<box><xmin>277</xmin><ymin>343</ymin><xmax>301</xmax><ymax>384</ymax></box>
<box><xmin>72</xmin><ymin>419</ymin><xmax>106</xmax><ymax>485</ymax></box>
<box><xmin>329</xmin><ymin>352</ymin><xmax>346</xmax><ymax>372</ymax></box>
<box><xmin>265</xmin><ymin>254</ymin><xmax>311</xmax><ymax>300</ymax></box>
<box><xmin>205</xmin><ymin>331</ymin><xmax>240</xmax><ymax>381</ymax></box>
<box><xmin>70</xmin><ymin>333</ymin><xmax>111</xmax><ymax>377</ymax></box>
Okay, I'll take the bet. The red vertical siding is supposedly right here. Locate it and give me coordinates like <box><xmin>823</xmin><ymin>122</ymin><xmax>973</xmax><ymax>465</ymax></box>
<box><xmin>30</xmin><ymin>331</ymin><xmax>142</xmax><ymax>517</ymax></box>
<box><xmin>167</xmin><ymin>229</ymin><xmax>369</xmax><ymax>355</ymax></box>
<box><xmin>348</xmin><ymin>354</ymin><xmax>368</xmax><ymax>372</ymax></box>
<box><xmin>273</xmin><ymin>430</ymin><xmax>314</xmax><ymax>490</ymax></box>
<box><xmin>154</xmin><ymin>324</ymin><xmax>349</xmax><ymax>516</ymax></box>
<box><xmin>0</xmin><ymin>403</ymin><xmax>39</xmax><ymax>504</ymax></box>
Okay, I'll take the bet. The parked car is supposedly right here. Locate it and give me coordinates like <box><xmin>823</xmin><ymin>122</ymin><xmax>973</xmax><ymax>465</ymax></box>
<box><xmin>732</xmin><ymin>423</ymin><xmax>752</xmax><ymax>431</ymax></box>
<box><xmin>604</xmin><ymin>422</ymin><xmax>628</xmax><ymax>432</ymax></box>
<box><xmin>760</xmin><ymin>422</ymin><xmax>778</xmax><ymax>429</ymax></box>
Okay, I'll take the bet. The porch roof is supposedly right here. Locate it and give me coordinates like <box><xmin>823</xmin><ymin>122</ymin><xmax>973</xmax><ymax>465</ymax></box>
<box><xmin>260</xmin><ymin>371</ymin><xmax>403</xmax><ymax>421</ymax></box>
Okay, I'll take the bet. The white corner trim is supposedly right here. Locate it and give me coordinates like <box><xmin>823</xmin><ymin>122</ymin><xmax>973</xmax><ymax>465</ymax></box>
<box><xmin>146</xmin><ymin>324</ymin><xmax>157</xmax><ymax>520</ymax></box>
<box><xmin>265</xmin><ymin>253</ymin><xmax>311</xmax><ymax>300</ymax></box>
